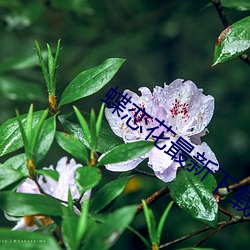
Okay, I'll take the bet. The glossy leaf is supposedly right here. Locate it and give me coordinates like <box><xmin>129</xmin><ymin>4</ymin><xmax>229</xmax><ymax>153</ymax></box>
<box><xmin>0</xmin><ymin>76</ymin><xmax>46</xmax><ymax>102</ymax></box>
<box><xmin>97</xmin><ymin>141</ymin><xmax>154</xmax><ymax>166</ymax></box>
<box><xmin>0</xmin><ymin>111</ymin><xmax>44</xmax><ymax>157</ymax></box>
<box><xmin>0</xmin><ymin>164</ymin><xmax>27</xmax><ymax>190</ymax></box>
<box><xmin>36</xmin><ymin>169</ymin><xmax>59</xmax><ymax>181</ymax></box>
<box><xmin>168</xmin><ymin>168</ymin><xmax>218</xmax><ymax>227</ymax></box>
<box><xmin>0</xmin><ymin>228</ymin><xmax>60</xmax><ymax>250</ymax></box>
<box><xmin>221</xmin><ymin>0</ymin><xmax>250</xmax><ymax>11</ymax></box>
<box><xmin>59</xmin><ymin>112</ymin><xmax>123</xmax><ymax>153</ymax></box>
<box><xmin>56</xmin><ymin>131</ymin><xmax>89</xmax><ymax>165</ymax></box>
<box><xmin>0</xmin><ymin>192</ymin><xmax>65</xmax><ymax>216</ymax></box>
<box><xmin>59</xmin><ymin>58</ymin><xmax>125</xmax><ymax>106</ymax></box>
<box><xmin>157</xmin><ymin>201</ymin><xmax>174</xmax><ymax>244</ymax></box>
<box><xmin>36</xmin><ymin>116</ymin><xmax>56</xmax><ymax>162</ymax></box>
<box><xmin>213</xmin><ymin>16</ymin><xmax>250</xmax><ymax>65</ymax></box>
<box><xmin>142</xmin><ymin>200</ymin><xmax>157</xmax><ymax>245</ymax></box>
<box><xmin>91</xmin><ymin>176</ymin><xmax>132</xmax><ymax>213</ymax></box>
<box><xmin>4</xmin><ymin>153</ymin><xmax>28</xmax><ymax>175</ymax></box>
<box><xmin>75</xmin><ymin>167</ymin><xmax>102</xmax><ymax>194</ymax></box>
<box><xmin>83</xmin><ymin>205</ymin><xmax>137</xmax><ymax>250</ymax></box>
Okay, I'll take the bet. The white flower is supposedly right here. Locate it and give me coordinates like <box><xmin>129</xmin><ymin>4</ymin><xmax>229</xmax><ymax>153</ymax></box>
<box><xmin>12</xmin><ymin>157</ymin><xmax>90</xmax><ymax>231</ymax></box>
<box><xmin>102</xmin><ymin>79</ymin><xmax>219</xmax><ymax>182</ymax></box>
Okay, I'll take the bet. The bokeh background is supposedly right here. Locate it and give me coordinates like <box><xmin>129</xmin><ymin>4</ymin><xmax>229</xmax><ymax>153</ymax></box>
<box><xmin>0</xmin><ymin>0</ymin><xmax>249</xmax><ymax>249</ymax></box>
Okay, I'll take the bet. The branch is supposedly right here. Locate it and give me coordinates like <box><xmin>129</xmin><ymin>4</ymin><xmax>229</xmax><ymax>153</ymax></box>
<box><xmin>211</xmin><ymin>0</ymin><xmax>250</xmax><ymax>66</ymax></box>
<box><xmin>217</xmin><ymin>175</ymin><xmax>250</xmax><ymax>197</ymax></box>
<box><xmin>136</xmin><ymin>186</ymin><xmax>169</xmax><ymax>215</ymax></box>
<box><xmin>134</xmin><ymin>169</ymin><xmax>157</xmax><ymax>178</ymax></box>
<box><xmin>193</xmin><ymin>216</ymin><xmax>250</xmax><ymax>247</ymax></box>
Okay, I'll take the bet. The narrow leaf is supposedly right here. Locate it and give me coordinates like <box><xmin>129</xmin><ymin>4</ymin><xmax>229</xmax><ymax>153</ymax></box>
<box><xmin>157</xmin><ymin>201</ymin><xmax>174</xmax><ymax>244</ymax></box>
<box><xmin>96</xmin><ymin>103</ymin><xmax>105</xmax><ymax>140</ymax></box>
<box><xmin>83</xmin><ymin>205</ymin><xmax>136</xmax><ymax>250</ymax></box>
<box><xmin>59</xmin><ymin>58</ymin><xmax>125</xmax><ymax>106</ymax></box>
<box><xmin>91</xmin><ymin>176</ymin><xmax>132</xmax><ymax>213</ymax></box>
<box><xmin>97</xmin><ymin>141</ymin><xmax>154</xmax><ymax>166</ymax></box>
<box><xmin>56</xmin><ymin>131</ymin><xmax>89</xmax><ymax>165</ymax></box>
<box><xmin>73</xmin><ymin>106</ymin><xmax>91</xmax><ymax>146</ymax></box>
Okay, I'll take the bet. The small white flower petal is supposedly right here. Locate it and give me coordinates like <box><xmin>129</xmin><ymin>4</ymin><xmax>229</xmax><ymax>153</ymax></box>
<box><xmin>192</xmin><ymin>142</ymin><xmax>219</xmax><ymax>172</ymax></box>
<box><xmin>12</xmin><ymin>218</ymin><xmax>38</xmax><ymax>231</ymax></box>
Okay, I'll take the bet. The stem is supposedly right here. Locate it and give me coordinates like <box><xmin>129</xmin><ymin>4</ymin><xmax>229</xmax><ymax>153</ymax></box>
<box><xmin>136</xmin><ymin>186</ymin><xmax>169</xmax><ymax>215</ymax></box>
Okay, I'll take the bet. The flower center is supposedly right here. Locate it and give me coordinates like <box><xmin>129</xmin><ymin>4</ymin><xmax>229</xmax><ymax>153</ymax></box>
<box><xmin>170</xmin><ymin>99</ymin><xmax>190</xmax><ymax>122</ymax></box>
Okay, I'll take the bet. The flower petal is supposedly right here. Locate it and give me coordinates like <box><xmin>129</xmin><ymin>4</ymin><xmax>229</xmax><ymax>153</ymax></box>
<box><xmin>153</xmin><ymin>79</ymin><xmax>214</xmax><ymax>136</ymax></box>
<box><xmin>148</xmin><ymin>142</ymin><xmax>181</xmax><ymax>182</ymax></box>
<box><xmin>192</xmin><ymin>142</ymin><xmax>219</xmax><ymax>172</ymax></box>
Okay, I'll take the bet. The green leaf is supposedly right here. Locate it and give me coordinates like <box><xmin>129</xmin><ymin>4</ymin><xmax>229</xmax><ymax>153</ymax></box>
<box><xmin>36</xmin><ymin>116</ymin><xmax>56</xmax><ymax>162</ymax></box>
<box><xmin>62</xmin><ymin>215</ymin><xmax>80</xmax><ymax>250</ymax></box>
<box><xmin>97</xmin><ymin>141</ymin><xmax>154</xmax><ymax>166</ymax></box>
<box><xmin>221</xmin><ymin>0</ymin><xmax>250</xmax><ymax>11</ymax></box>
<box><xmin>168</xmin><ymin>168</ymin><xmax>218</xmax><ymax>227</ymax></box>
<box><xmin>213</xmin><ymin>16</ymin><xmax>250</xmax><ymax>65</ymax></box>
<box><xmin>83</xmin><ymin>205</ymin><xmax>137</xmax><ymax>250</ymax></box>
<box><xmin>127</xmin><ymin>226</ymin><xmax>151</xmax><ymax>248</ymax></box>
<box><xmin>0</xmin><ymin>192</ymin><xmax>65</xmax><ymax>216</ymax></box>
<box><xmin>52</xmin><ymin>0</ymin><xmax>93</xmax><ymax>14</ymax></box>
<box><xmin>0</xmin><ymin>164</ymin><xmax>27</xmax><ymax>190</ymax></box>
<box><xmin>90</xmin><ymin>109</ymin><xmax>97</xmax><ymax>150</ymax></box>
<box><xmin>59</xmin><ymin>112</ymin><xmax>123</xmax><ymax>153</ymax></box>
<box><xmin>157</xmin><ymin>201</ymin><xmax>174</xmax><ymax>244</ymax></box>
<box><xmin>59</xmin><ymin>58</ymin><xmax>125</xmax><ymax>106</ymax></box>
<box><xmin>142</xmin><ymin>200</ymin><xmax>157</xmax><ymax>245</ymax></box>
<box><xmin>4</xmin><ymin>153</ymin><xmax>28</xmax><ymax>175</ymax></box>
<box><xmin>73</xmin><ymin>106</ymin><xmax>91</xmax><ymax>147</ymax></box>
<box><xmin>75</xmin><ymin>167</ymin><xmax>102</xmax><ymax>194</ymax></box>
<box><xmin>36</xmin><ymin>169</ymin><xmax>59</xmax><ymax>181</ymax></box>
<box><xmin>0</xmin><ymin>76</ymin><xmax>46</xmax><ymax>102</ymax></box>
<box><xmin>56</xmin><ymin>131</ymin><xmax>89</xmax><ymax>165</ymax></box>
<box><xmin>0</xmin><ymin>111</ymin><xmax>44</xmax><ymax>157</ymax></box>
<box><xmin>91</xmin><ymin>176</ymin><xmax>132</xmax><ymax>213</ymax></box>
<box><xmin>0</xmin><ymin>228</ymin><xmax>60</xmax><ymax>250</ymax></box>
<box><xmin>96</xmin><ymin>103</ymin><xmax>105</xmax><ymax>140</ymax></box>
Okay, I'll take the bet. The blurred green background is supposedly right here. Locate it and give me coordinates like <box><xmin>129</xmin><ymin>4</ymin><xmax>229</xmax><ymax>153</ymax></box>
<box><xmin>0</xmin><ymin>0</ymin><xmax>249</xmax><ymax>249</ymax></box>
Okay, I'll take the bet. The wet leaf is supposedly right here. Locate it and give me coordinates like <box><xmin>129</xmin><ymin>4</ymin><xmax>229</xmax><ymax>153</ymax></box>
<box><xmin>0</xmin><ymin>111</ymin><xmax>44</xmax><ymax>157</ymax></box>
<box><xmin>168</xmin><ymin>167</ymin><xmax>218</xmax><ymax>227</ymax></box>
<box><xmin>59</xmin><ymin>58</ymin><xmax>125</xmax><ymax>106</ymax></box>
<box><xmin>213</xmin><ymin>16</ymin><xmax>250</xmax><ymax>65</ymax></box>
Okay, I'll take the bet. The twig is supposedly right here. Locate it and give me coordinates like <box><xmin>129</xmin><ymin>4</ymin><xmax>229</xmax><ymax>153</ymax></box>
<box><xmin>159</xmin><ymin>224</ymin><xmax>212</xmax><ymax>249</ymax></box>
<box><xmin>136</xmin><ymin>186</ymin><xmax>169</xmax><ymax>215</ymax></box>
<box><xmin>218</xmin><ymin>206</ymin><xmax>234</xmax><ymax>218</ymax></box>
<box><xmin>193</xmin><ymin>216</ymin><xmax>250</xmax><ymax>247</ymax></box>
<box><xmin>134</xmin><ymin>169</ymin><xmax>157</xmax><ymax>178</ymax></box>
<box><xmin>211</xmin><ymin>0</ymin><xmax>250</xmax><ymax>66</ymax></box>
<box><xmin>218</xmin><ymin>175</ymin><xmax>250</xmax><ymax>197</ymax></box>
